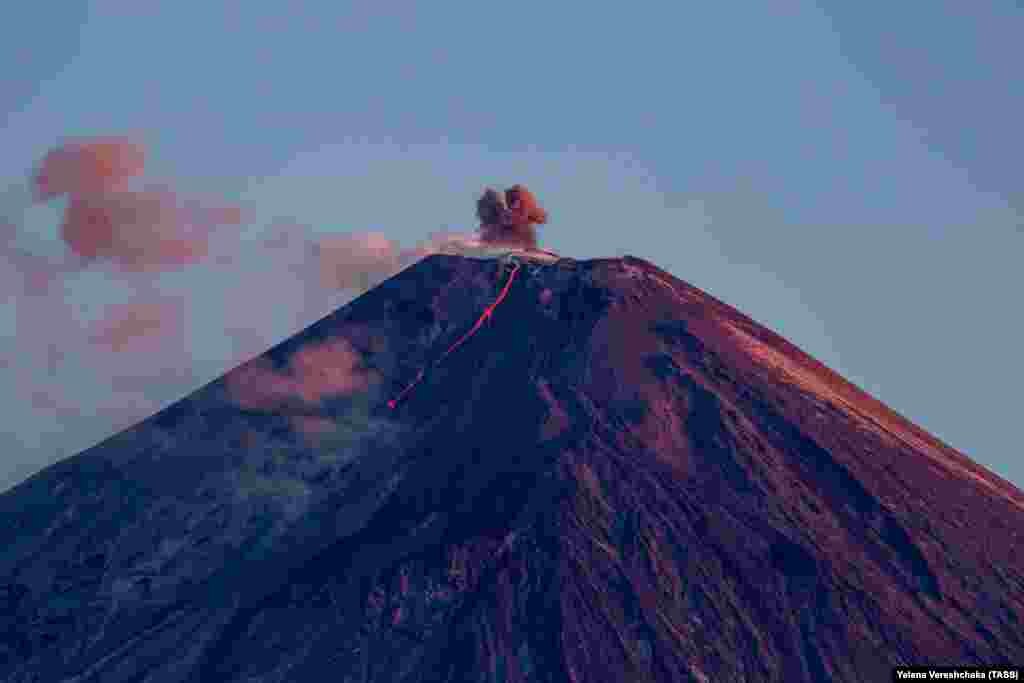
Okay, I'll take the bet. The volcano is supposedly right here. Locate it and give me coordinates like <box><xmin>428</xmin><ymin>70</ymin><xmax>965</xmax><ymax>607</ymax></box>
<box><xmin>2</xmin><ymin>254</ymin><xmax>1022</xmax><ymax>682</ymax></box>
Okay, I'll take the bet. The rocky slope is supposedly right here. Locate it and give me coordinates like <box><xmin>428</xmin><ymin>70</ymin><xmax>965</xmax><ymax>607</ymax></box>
<box><xmin>2</xmin><ymin>254</ymin><xmax>1022</xmax><ymax>682</ymax></box>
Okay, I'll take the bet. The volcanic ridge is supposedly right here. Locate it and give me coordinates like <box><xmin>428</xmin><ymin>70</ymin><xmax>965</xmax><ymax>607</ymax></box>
<box><xmin>1</xmin><ymin>253</ymin><xmax>1022</xmax><ymax>682</ymax></box>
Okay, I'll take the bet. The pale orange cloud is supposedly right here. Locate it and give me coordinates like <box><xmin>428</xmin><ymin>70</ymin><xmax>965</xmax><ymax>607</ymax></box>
<box><xmin>28</xmin><ymin>138</ymin><xmax>241</xmax><ymax>273</ymax></box>
<box><xmin>225</xmin><ymin>338</ymin><xmax>376</xmax><ymax>412</ymax></box>
<box><xmin>60</xmin><ymin>188</ymin><xmax>240</xmax><ymax>271</ymax></box>
<box><xmin>89</xmin><ymin>301</ymin><xmax>183</xmax><ymax>353</ymax></box>
<box><xmin>318</xmin><ymin>231</ymin><xmax>400</xmax><ymax>291</ymax></box>
<box><xmin>33</xmin><ymin>136</ymin><xmax>146</xmax><ymax>201</ymax></box>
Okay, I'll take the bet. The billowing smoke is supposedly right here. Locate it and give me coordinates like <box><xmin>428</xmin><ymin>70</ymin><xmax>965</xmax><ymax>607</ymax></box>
<box><xmin>475</xmin><ymin>184</ymin><xmax>548</xmax><ymax>250</ymax></box>
<box><xmin>480</xmin><ymin>222</ymin><xmax>538</xmax><ymax>250</ymax></box>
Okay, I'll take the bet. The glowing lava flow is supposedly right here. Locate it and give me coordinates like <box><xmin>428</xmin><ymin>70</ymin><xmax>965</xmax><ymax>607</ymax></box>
<box><xmin>388</xmin><ymin>262</ymin><xmax>522</xmax><ymax>409</ymax></box>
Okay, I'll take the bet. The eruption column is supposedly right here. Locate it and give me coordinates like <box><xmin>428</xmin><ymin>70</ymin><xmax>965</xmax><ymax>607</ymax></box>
<box><xmin>388</xmin><ymin>262</ymin><xmax>522</xmax><ymax>409</ymax></box>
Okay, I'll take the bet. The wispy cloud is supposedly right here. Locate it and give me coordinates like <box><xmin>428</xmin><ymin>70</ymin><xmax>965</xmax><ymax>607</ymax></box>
<box><xmin>88</xmin><ymin>300</ymin><xmax>184</xmax><ymax>353</ymax></box>
<box><xmin>225</xmin><ymin>337</ymin><xmax>380</xmax><ymax>438</ymax></box>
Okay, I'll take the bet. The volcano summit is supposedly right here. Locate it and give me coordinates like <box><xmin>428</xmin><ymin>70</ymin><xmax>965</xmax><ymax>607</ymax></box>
<box><xmin>1</xmin><ymin>254</ymin><xmax>1022</xmax><ymax>682</ymax></box>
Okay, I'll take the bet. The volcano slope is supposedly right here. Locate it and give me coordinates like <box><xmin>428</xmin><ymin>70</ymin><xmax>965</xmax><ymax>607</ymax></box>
<box><xmin>2</xmin><ymin>254</ymin><xmax>1023</xmax><ymax>682</ymax></box>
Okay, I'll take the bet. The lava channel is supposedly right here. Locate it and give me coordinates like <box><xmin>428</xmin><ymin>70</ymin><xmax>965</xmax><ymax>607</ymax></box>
<box><xmin>388</xmin><ymin>262</ymin><xmax>522</xmax><ymax>409</ymax></box>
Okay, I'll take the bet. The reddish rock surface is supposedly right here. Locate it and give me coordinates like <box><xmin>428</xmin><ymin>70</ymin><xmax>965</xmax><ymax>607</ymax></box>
<box><xmin>1</xmin><ymin>254</ymin><xmax>1022</xmax><ymax>682</ymax></box>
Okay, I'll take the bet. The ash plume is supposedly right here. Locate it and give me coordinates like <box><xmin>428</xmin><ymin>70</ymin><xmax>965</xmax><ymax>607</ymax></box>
<box><xmin>475</xmin><ymin>183</ymin><xmax>549</xmax><ymax>250</ymax></box>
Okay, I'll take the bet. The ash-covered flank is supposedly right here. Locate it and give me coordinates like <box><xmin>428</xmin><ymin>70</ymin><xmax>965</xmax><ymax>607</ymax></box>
<box><xmin>2</xmin><ymin>254</ymin><xmax>1022</xmax><ymax>682</ymax></box>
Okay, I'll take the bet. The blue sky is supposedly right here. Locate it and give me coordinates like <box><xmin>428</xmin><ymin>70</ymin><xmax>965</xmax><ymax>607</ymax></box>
<box><xmin>1</xmin><ymin>1</ymin><xmax>1021</xmax><ymax>492</ymax></box>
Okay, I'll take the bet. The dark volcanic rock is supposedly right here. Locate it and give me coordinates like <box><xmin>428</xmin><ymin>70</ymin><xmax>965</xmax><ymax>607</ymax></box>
<box><xmin>2</xmin><ymin>254</ymin><xmax>1022</xmax><ymax>682</ymax></box>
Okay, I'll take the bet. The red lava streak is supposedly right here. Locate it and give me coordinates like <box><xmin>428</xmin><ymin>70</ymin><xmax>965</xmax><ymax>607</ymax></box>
<box><xmin>388</xmin><ymin>262</ymin><xmax>522</xmax><ymax>409</ymax></box>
